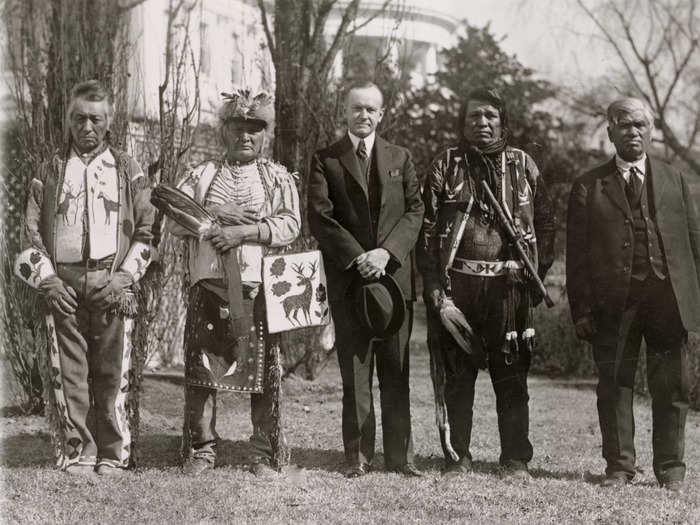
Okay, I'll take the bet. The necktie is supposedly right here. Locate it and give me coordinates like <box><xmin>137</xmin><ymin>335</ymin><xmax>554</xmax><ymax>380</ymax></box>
<box><xmin>356</xmin><ymin>139</ymin><xmax>368</xmax><ymax>177</ymax></box>
<box><xmin>625</xmin><ymin>166</ymin><xmax>641</xmax><ymax>206</ymax></box>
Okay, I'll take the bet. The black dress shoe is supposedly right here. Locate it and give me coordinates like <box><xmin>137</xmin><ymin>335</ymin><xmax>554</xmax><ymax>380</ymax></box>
<box><xmin>500</xmin><ymin>460</ymin><xmax>531</xmax><ymax>482</ymax></box>
<box><xmin>600</xmin><ymin>473</ymin><xmax>629</xmax><ymax>487</ymax></box>
<box><xmin>393</xmin><ymin>463</ymin><xmax>422</xmax><ymax>477</ymax></box>
<box><xmin>250</xmin><ymin>461</ymin><xmax>277</xmax><ymax>478</ymax></box>
<box><xmin>183</xmin><ymin>457</ymin><xmax>213</xmax><ymax>476</ymax></box>
<box><xmin>344</xmin><ymin>462</ymin><xmax>370</xmax><ymax>478</ymax></box>
<box><xmin>663</xmin><ymin>480</ymin><xmax>683</xmax><ymax>494</ymax></box>
<box><xmin>442</xmin><ymin>459</ymin><xmax>473</xmax><ymax>478</ymax></box>
<box><xmin>503</xmin><ymin>467</ymin><xmax>531</xmax><ymax>482</ymax></box>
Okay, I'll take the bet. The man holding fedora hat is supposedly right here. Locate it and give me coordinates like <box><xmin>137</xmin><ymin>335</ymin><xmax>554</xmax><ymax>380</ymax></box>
<box><xmin>309</xmin><ymin>80</ymin><xmax>424</xmax><ymax>478</ymax></box>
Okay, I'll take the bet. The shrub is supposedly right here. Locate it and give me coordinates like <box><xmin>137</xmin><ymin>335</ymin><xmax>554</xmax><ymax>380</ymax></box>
<box><xmin>531</xmin><ymin>282</ymin><xmax>595</xmax><ymax>377</ymax></box>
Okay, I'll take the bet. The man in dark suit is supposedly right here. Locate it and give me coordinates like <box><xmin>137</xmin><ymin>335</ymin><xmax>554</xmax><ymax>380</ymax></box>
<box><xmin>567</xmin><ymin>97</ymin><xmax>700</xmax><ymax>493</ymax></box>
<box><xmin>308</xmin><ymin>81</ymin><xmax>424</xmax><ymax>477</ymax></box>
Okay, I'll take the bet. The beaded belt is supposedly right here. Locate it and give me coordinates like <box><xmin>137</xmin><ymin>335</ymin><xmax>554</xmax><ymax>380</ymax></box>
<box><xmin>450</xmin><ymin>257</ymin><xmax>523</xmax><ymax>277</ymax></box>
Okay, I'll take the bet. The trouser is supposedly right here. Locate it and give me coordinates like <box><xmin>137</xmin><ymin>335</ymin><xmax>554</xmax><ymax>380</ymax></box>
<box><xmin>49</xmin><ymin>263</ymin><xmax>133</xmax><ymax>469</ymax></box>
<box><xmin>332</xmin><ymin>299</ymin><xmax>414</xmax><ymax>470</ymax></box>
<box><xmin>184</xmin><ymin>384</ymin><xmax>277</xmax><ymax>463</ymax></box>
<box><xmin>593</xmin><ymin>275</ymin><xmax>688</xmax><ymax>483</ymax></box>
<box><xmin>438</xmin><ymin>273</ymin><xmax>533</xmax><ymax>468</ymax></box>
<box><xmin>184</xmin><ymin>286</ymin><xmax>280</xmax><ymax>464</ymax></box>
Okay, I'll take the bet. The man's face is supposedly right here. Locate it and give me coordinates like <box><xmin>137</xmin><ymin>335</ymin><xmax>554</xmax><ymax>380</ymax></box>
<box><xmin>69</xmin><ymin>98</ymin><xmax>110</xmax><ymax>153</ymax></box>
<box><xmin>345</xmin><ymin>87</ymin><xmax>384</xmax><ymax>138</ymax></box>
<box><xmin>463</xmin><ymin>99</ymin><xmax>503</xmax><ymax>148</ymax></box>
<box><xmin>607</xmin><ymin>110</ymin><xmax>652</xmax><ymax>161</ymax></box>
<box><xmin>221</xmin><ymin>120</ymin><xmax>266</xmax><ymax>163</ymax></box>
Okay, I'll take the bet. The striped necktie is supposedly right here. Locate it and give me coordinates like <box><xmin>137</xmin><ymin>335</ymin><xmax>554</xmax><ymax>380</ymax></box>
<box><xmin>625</xmin><ymin>166</ymin><xmax>642</xmax><ymax>206</ymax></box>
<box><xmin>356</xmin><ymin>139</ymin><xmax>368</xmax><ymax>177</ymax></box>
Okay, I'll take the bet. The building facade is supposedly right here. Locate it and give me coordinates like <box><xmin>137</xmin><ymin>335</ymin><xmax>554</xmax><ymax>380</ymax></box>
<box><xmin>127</xmin><ymin>0</ymin><xmax>459</xmax><ymax>124</ymax></box>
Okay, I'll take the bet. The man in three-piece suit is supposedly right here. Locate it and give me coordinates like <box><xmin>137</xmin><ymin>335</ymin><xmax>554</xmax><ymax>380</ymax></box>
<box><xmin>567</xmin><ymin>97</ymin><xmax>700</xmax><ymax>493</ymax></box>
<box><xmin>308</xmin><ymin>81</ymin><xmax>424</xmax><ymax>478</ymax></box>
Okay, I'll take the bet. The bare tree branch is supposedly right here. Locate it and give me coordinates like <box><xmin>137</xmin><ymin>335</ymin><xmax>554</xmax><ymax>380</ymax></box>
<box><xmin>609</xmin><ymin>3</ymin><xmax>664</xmax><ymax>110</ymax></box>
<box><xmin>660</xmin><ymin>38</ymin><xmax>698</xmax><ymax>111</ymax></box>
<box><xmin>118</xmin><ymin>0</ymin><xmax>148</xmax><ymax>12</ymax></box>
<box><xmin>308</xmin><ymin>0</ymin><xmax>336</xmax><ymax>55</ymax></box>
<box><xmin>347</xmin><ymin>0</ymin><xmax>393</xmax><ymax>35</ymax></box>
<box><xmin>574</xmin><ymin>0</ymin><xmax>700</xmax><ymax>174</ymax></box>
<box><xmin>318</xmin><ymin>0</ymin><xmax>361</xmax><ymax>76</ymax></box>
<box><xmin>574</xmin><ymin>0</ymin><xmax>652</xmax><ymax>106</ymax></box>
<box><xmin>659</xmin><ymin>119</ymin><xmax>700</xmax><ymax>174</ymax></box>
<box><xmin>257</xmin><ymin>0</ymin><xmax>276</xmax><ymax>62</ymax></box>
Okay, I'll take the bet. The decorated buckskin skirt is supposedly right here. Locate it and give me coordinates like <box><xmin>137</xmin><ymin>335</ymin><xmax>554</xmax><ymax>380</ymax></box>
<box><xmin>184</xmin><ymin>284</ymin><xmax>270</xmax><ymax>393</ymax></box>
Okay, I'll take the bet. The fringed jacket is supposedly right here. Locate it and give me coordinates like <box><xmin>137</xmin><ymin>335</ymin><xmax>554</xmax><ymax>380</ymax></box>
<box><xmin>417</xmin><ymin>145</ymin><xmax>556</xmax><ymax>302</ymax></box>
<box><xmin>15</xmin><ymin>146</ymin><xmax>155</xmax><ymax>291</ymax></box>
<box><xmin>171</xmin><ymin>158</ymin><xmax>301</xmax><ymax>288</ymax></box>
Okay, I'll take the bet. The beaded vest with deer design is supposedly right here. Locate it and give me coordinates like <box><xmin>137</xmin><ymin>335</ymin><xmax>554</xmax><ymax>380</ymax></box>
<box><xmin>55</xmin><ymin>148</ymin><xmax>119</xmax><ymax>262</ymax></box>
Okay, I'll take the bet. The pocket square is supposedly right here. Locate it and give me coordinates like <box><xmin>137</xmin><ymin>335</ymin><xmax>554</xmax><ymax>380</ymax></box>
<box><xmin>389</xmin><ymin>169</ymin><xmax>401</xmax><ymax>178</ymax></box>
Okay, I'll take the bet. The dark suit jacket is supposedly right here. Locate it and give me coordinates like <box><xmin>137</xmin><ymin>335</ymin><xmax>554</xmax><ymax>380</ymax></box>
<box><xmin>566</xmin><ymin>156</ymin><xmax>700</xmax><ymax>332</ymax></box>
<box><xmin>308</xmin><ymin>134</ymin><xmax>424</xmax><ymax>303</ymax></box>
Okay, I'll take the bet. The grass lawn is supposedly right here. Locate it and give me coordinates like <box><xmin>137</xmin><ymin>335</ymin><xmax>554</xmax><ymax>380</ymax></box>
<box><xmin>1</xmin><ymin>305</ymin><xmax>699</xmax><ymax>524</ymax></box>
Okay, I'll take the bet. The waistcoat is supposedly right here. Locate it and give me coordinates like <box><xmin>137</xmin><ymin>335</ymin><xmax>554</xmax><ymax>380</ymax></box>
<box><xmin>629</xmin><ymin>176</ymin><xmax>667</xmax><ymax>280</ymax></box>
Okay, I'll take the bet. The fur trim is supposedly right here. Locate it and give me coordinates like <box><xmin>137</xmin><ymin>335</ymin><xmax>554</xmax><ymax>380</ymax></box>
<box><xmin>111</xmin><ymin>285</ymin><xmax>140</xmax><ymax>318</ymax></box>
<box><xmin>266</xmin><ymin>340</ymin><xmax>289</xmax><ymax>469</ymax></box>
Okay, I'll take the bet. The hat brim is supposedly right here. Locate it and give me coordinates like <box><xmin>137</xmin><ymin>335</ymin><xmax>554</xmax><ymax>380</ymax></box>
<box><xmin>345</xmin><ymin>272</ymin><xmax>406</xmax><ymax>338</ymax></box>
<box><xmin>223</xmin><ymin>116</ymin><xmax>268</xmax><ymax>129</ymax></box>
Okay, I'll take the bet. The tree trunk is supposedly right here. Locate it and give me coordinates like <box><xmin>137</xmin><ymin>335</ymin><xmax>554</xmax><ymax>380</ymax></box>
<box><xmin>3</xmin><ymin>0</ymin><xmax>139</xmax><ymax>464</ymax></box>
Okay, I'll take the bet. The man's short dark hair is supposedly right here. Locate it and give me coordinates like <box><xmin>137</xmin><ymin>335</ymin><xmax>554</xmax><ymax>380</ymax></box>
<box><xmin>344</xmin><ymin>80</ymin><xmax>384</xmax><ymax>106</ymax></box>
<box><xmin>458</xmin><ymin>87</ymin><xmax>509</xmax><ymax>138</ymax></box>
<box><xmin>67</xmin><ymin>80</ymin><xmax>114</xmax><ymax>121</ymax></box>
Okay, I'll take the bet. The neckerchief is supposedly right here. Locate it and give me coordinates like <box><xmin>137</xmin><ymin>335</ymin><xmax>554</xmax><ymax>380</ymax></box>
<box><xmin>460</xmin><ymin>138</ymin><xmax>508</xmax><ymax>224</ymax></box>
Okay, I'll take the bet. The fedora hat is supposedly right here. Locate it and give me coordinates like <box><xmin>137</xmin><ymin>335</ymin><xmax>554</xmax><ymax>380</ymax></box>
<box><xmin>345</xmin><ymin>273</ymin><xmax>406</xmax><ymax>338</ymax></box>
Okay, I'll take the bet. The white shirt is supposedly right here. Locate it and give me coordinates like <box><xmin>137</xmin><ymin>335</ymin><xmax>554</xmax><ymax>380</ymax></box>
<box><xmin>348</xmin><ymin>131</ymin><xmax>375</xmax><ymax>156</ymax></box>
<box><xmin>56</xmin><ymin>147</ymin><xmax>119</xmax><ymax>262</ymax></box>
<box><xmin>346</xmin><ymin>131</ymin><xmax>378</xmax><ymax>270</ymax></box>
<box><xmin>616</xmin><ymin>153</ymin><xmax>647</xmax><ymax>183</ymax></box>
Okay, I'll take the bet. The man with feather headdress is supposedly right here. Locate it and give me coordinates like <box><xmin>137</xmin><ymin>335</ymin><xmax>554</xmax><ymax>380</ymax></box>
<box><xmin>417</xmin><ymin>88</ymin><xmax>555</xmax><ymax>480</ymax></box>
<box><xmin>165</xmin><ymin>89</ymin><xmax>300</xmax><ymax>476</ymax></box>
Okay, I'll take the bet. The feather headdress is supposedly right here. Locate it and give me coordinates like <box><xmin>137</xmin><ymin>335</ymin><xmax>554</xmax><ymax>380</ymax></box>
<box><xmin>219</xmin><ymin>88</ymin><xmax>274</xmax><ymax>127</ymax></box>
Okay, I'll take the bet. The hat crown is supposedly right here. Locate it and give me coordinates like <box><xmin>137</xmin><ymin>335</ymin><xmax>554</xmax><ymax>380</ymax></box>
<box><xmin>361</xmin><ymin>284</ymin><xmax>394</xmax><ymax>333</ymax></box>
<box><xmin>219</xmin><ymin>87</ymin><xmax>274</xmax><ymax>126</ymax></box>
<box><xmin>346</xmin><ymin>273</ymin><xmax>406</xmax><ymax>338</ymax></box>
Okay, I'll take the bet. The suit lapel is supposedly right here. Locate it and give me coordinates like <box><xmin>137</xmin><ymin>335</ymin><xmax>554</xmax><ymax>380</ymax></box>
<box><xmin>338</xmin><ymin>134</ymin><xmax>367</xmax><ymax>198</ymax></box>
<box><xmin>375</xmin><ymin>135</ymin><xmax>391</xmax><ymax>206</ymax></box>
<box><xmin>601</xmin><ymin>157</ymin><xmax>632</xmax><ymax>219</ymax></box>
<box><xmin>648</xmin><ymin>156</ymin><xmax>668</xmax><ymax>212</ymax></box>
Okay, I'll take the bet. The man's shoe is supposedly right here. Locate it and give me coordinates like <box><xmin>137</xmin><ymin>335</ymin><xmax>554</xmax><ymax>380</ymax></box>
<box><xmin>500</xmin><ymin>460</ymin><xmax>530</xmax><ymax>482</ymax></box>
<box><xmin>250</xmin><ymin>461</ymin><xmax>277</xmax><ymax>478</ymax></box>
<box><xmin>600</xmin><ymin>473</ymin><xmax>629</xmax><ymax>487</ymax></box>
<box><xmin>65</xmin><ymin>464</ymin><xmax>97</xmax><ymax>477</ymax></box>
<box><xmin>96</xmin><ymin>465</ymin><xmax>126</xmax><ymax>477</ymax></box>
<box><xmin>393</xmin><ymin>463</ymin><xmax>422</xmax><ymax>477</ymax></box>
<box><xmin>502</xmin><ymin>465</ymin><xmax>531</xmax><ymax>483</ymax></box>
<box><xmin>442</xmin><ymin>459</ymin><xmax>473</xmax><ymax>479</ymax></box>
<box><xmin>505</xmin><ymin>469</ymin><xmax>531</xmax><ymax>482</ymax></box>
<box><xmin>183</xmin><ymin>457</ymin><xmax>213</xmax><ymax>476</ymax></box>
<box><xmin>664</xmin><ymin>480</ymin><xmax>683</xmax><ymax>494</ymax></box>
<box><xmin>344</xmin><ymin>462</ymin><xmax>370</xmax><ymax>478</ymax></box>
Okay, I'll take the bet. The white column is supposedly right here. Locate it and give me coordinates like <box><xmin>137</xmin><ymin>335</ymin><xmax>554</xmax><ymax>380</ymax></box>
<box><xmin>388</xmin><ymin>40</ymin><xmax>399</xmax><ymax>74</ymax></box>
<box><xmin>331</xmin><ymin>47</ymin><xmax>344</xmax><ymax>80</ymax></box>
<box><xmin>425</xmin><ymin>44</ymin><xmax>438</xmax><ymax>75</ymax></box>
